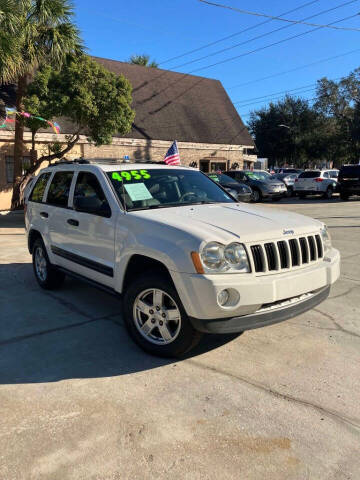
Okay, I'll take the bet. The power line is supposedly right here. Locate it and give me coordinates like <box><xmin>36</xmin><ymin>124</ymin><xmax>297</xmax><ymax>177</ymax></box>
<box><xmin>158</xmin><ymin>0</ymin><xmax>321</xmax><ymax>66</ymax></box>
<box><xmin>238</xmin><ymin>96</ymin><xmax>319</xmax><ymax>118</ymax></box>
<box><xmin>233</xmin><ymin>76</ymin><xmax>342</xmax><ymax>106</ymax></box>
<box><xmin>226</xmin><ymin>47</ymin><xmax>360</xmax><ymax>90</ymax></box>
<box><xmin>236</xmin><ymin>87</ymin><xmax>319</xmax><ymax>109</ymax></box>
<box><xmin>188</xmin><ymin>9</ymin><xmax>360</xmax><ymax>73</ymax></box>
<box><xmin>170</xmin><ymin>0</ymin><xmax>359</xmax><ymax>71</ymax></box>
<box><xmin>199</xmin><ymin>0</ymin><xmax>360</xmax><ymax>31</ymax></box>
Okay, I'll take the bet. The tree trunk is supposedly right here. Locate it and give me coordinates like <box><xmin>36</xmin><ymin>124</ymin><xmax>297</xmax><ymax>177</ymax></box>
<box><xmin>11</xmin><ymin>74</ymin><xmax>27</xmax><ymax>210</ymax></box>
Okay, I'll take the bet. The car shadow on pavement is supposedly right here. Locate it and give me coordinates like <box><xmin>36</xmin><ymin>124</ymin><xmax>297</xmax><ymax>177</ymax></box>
<box><xmin>0</xmin><ymin>262</ymin><xmax>240</xmax><ymax>385</ymax></box>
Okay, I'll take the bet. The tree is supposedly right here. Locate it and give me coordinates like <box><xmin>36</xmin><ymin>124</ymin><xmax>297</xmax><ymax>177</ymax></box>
<box><xmin>248</xmin><ymin>96</ymin><xmax>324</xmax><ymax>167</ymax></box>
<box><xmin>315</xmin><ymin>69</ymin><xmax>360</xmax><ymax>164</ymax></box>
<box><xmin>19</xmin><ymin>55</ymin><xmax>135</xmax><ymax>192</ymax></box>
<box><xmin>0</xmin><ymin>0</ymin><xmax>82</xmax><ymax>208</ymax></box>
<box><xmin>128</xmin><ymin>54</ymin><xmax>158</xmax><ymax>68</ymax></box>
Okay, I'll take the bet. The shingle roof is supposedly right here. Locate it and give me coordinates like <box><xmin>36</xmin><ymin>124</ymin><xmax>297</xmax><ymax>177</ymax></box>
<box><xmin>0</xmin><ymin>57</ymin><xmax>254</xmax><ymax>146</ymax></box>
<box><xmin>93</xmin><ymin>57</ymin><xmax>253</xmax><ymax>146</ymax></box>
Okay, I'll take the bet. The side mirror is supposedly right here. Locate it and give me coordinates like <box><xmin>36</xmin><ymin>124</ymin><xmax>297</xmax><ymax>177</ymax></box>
<box><xmin>73</xmin><ymin>196</ymin><xmax>111</xmax><ymax>217</ymax></box>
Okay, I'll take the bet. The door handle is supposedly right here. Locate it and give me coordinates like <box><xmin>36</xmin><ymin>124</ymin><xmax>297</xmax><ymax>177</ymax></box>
<box><xmin>67</xmin><ymin>219</ymin><xmax>79</xmax><ymax>227</ymax></box>
<box><xmin>40</xmin><ymin>211</ymin><xmax>48</xmax><ymax>218</ymax></box>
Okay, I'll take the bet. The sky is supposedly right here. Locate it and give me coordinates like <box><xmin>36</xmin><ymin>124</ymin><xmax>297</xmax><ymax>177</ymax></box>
<box><xmin>74</xmin><ymin>0</ymin><xmax>360</xmax><ymax>123</ymax></box>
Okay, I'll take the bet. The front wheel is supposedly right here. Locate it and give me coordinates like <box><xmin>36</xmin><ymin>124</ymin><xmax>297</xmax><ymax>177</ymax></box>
<box><xmin>251</xmin><ymin>189</ymin><xmax>261</xmax><ymax>202</ymax></box>
<box><xmin>123</xmin><ymin>274</ymin><xmax>202</xmax><ymax>357</ymax></box>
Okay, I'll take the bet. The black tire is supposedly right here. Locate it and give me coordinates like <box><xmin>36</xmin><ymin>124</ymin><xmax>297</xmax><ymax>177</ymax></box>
<box><xmin>340</xmin><ymin>192</ymin><xmax>349</xmax><ymax>201</ymax></box>
<box><xmin>32</xmin><ymin>238</ymin><xmax>65</xmax><ymax>290</ymax></box>
<box><xmin>323</xmin><ymin>186</ymin><xmax>333</xmax><ymax>200</ymax></box>
<box><xmin>123</xmin><ymin>274</ymin><xmax>202</xmax><ymax>358</ymax></box>
<box><xmin>251</xmin><ymin>188</ymin><xmax>262</xmax><ymax>203</ymax></box>
<box><xmin>299</xmin><ymin>194</ymin><xmax>307</xmax><ymax>199</ymax></box>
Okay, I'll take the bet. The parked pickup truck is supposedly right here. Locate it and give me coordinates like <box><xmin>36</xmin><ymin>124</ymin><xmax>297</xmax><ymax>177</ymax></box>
<box><xmin>25</xmin><ymin>160</ymin><xmax>340</xmax><ymax>357</ymax></box>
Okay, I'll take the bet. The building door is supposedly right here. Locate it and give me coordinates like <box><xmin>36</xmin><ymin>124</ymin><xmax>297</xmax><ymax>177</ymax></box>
<box><xmin>200</xmin><ymin>160</ymin><xmax>210</xmax><ymax>172</ymax></box>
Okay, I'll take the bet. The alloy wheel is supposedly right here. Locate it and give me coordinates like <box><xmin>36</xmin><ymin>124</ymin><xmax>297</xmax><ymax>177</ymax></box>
<box><xmin>35</xmin><ymin>246</ymin><xmax>47</xmax><ymax>282</ymax></box>
<box><xmin>133</xmin><ymin>289</ymin><xmax>182</xmax><ymax>345</ymax></box>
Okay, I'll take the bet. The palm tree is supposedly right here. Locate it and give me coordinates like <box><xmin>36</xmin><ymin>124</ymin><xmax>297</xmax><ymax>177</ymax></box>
<box><xmin>0</xmin><ymin>0</ymin><xmax>82</xmax><ymax>207</ymax></box>
<box><xmin>129</xmin><ymin>54</ymin><xmax>158</xmax><ymax>68</ymax></box>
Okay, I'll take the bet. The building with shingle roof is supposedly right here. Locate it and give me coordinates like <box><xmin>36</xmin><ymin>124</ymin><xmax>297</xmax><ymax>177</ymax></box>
<box><xmin>0</xmin><ymin>57</ymin><xmax>256</xmax><ymax>210</ymax></box>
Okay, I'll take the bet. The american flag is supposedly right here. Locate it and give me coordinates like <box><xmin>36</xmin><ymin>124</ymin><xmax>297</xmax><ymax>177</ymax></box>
<box><xmin>164</xmin><ymin>140</ymin><xmax>180</xmax><ymax>165</ymax></box>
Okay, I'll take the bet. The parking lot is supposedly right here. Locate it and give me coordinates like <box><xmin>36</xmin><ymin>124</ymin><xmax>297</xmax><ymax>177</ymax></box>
<box><xmin>0</xmin><ymin>198</ymin><xmax>359</xmax><ymax>480</ymax></box>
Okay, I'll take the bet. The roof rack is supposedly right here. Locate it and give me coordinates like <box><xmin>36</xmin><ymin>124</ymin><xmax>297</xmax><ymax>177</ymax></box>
<box><xmin>48</xmin><ymin>158</ymin><xmax>90</xmax><ymax>167</ymax></box>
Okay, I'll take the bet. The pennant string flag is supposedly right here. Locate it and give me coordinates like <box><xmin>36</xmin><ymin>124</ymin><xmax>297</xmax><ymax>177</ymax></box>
<box><xmin>0</xmin><ymin>107</ymin><xmax>61</xmax><ymax>134</ymax></box>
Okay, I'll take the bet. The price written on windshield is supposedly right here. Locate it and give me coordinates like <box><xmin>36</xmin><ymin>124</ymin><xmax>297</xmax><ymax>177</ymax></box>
<box><xmin>112</xmin><ymin>170</ymin><xmax>151</xmax><ymax>182</ymax></box>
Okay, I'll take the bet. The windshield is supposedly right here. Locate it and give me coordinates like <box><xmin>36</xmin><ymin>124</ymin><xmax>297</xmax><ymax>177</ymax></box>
<box><xmin>207</xmin><ymin>173</ymin><xmax>237</xmax><ymax>185</ymax></box>
<box><xmin>245</xmin><ymin>171</ymin><xmax>271</xmax><ymax>181</ymax></box>
<box><xmin>107</xmin><ymin>168</ymin><xmax>235</xmax><ymax>211</ymax></box>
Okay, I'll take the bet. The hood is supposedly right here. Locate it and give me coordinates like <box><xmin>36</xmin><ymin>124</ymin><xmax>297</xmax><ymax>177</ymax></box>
<box><xmin>130</xmin><ymin>203</ymin><xmax>323</xmax><ymax>244</ymax></box>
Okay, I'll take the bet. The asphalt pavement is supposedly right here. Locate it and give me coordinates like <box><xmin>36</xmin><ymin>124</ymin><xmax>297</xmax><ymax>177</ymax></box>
<box><xmin>0</xmin><ymin>198</ymin><xmax>359</xmax><ymax>480</ymax></box>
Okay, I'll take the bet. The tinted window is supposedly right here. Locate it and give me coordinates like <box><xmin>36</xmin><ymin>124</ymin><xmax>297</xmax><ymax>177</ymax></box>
<box><xmin>29</xmin><ymin>173</ymin><xmax>51</xmax><ymax>202</ymax></box>
<box><xmin>46</xmin><ymin>171</ymin><xmax>74</xmax><ymax>207</ymax></box>
<box><xmin>208</xmin><ymin>173</ymin><xmax>237</xmax><ymax>185</ymax></box>
<box><xmin>107</xmin><ymin>168</ymin><xmax>234</xmax><ymax>211</ymax></box>
<box><xmin>323</xmin><ymin>172</ymin><xmax>329</xmax><ymax>178</ymax></box>
<box><xmin>245</xmin><ymin>171</ymin><xmax>271</xmax><ymax>181</ymax></box>
<box><xmin>329</xmin><ymin>171</ymin><xmax>338</xmax><ymax>179</ymax></box>
<box><xmin>74</xmin><ymin>172</ymin><xmax>110</xmax><ymax>214</ymax></box>
<box><xmin>299</xmin><ymin>171</ymin><xmax>321</xmax><ymax>178</ymax></box>
<box><xmin>339</xmin><ymin>165</ymin><xmax>360</xmax><ymax>177</ymax></box>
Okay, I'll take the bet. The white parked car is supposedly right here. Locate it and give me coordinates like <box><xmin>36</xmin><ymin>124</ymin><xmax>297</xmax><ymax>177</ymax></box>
<box><xmin>25</xmin><ymin>160</ymin><xmax>340</xmax><ymax>357</ymax></box>
<box><xmin>294</xmin><ymin>170</ymin><xmax>339</xmax><ymax>199</ymax></box>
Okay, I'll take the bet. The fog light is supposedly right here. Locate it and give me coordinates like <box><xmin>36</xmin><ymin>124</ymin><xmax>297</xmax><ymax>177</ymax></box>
<box><xmin>218</xmin><ymin>289</ymin><xmax>230</xmax><ymax>306</ymax></box>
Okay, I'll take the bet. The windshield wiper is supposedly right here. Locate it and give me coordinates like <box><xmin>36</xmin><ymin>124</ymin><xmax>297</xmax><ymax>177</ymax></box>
<box><xmin>128</xmin><ymin>201</ymin><xmax>220</xmax><ymax>212</ymax></box>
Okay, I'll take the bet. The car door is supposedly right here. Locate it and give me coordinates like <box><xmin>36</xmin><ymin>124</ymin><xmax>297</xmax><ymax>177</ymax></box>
<box><xmin>63</xmin><ymin>170</ymin><xmax>116</xmax><ymax>288</ymax></box>
<box><xmin>46</xmin><ymin>170</ymin><xmax>75</xmax><ymax>263</ymax></box>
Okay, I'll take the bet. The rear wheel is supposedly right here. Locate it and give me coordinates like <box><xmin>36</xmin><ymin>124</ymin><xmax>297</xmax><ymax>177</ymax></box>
<box><xmin>123</xmin><ymin>274</ymin><xmax>202</xmax><ymax>357</ymax></box>
<box><xmin>32</xmin><ymin>238</ymin><xmax>65</xmax><ymax>289</ymax></box>
<box><xmin>323</xmin><ymin>186</ymin><xmax>333</xmax><ymax>199</ymax></box>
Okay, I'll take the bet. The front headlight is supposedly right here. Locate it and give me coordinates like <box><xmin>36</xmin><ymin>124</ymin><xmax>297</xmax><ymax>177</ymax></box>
<box><xmin>199</xmin><ymin>242</ymin><xmax>250</xmax><ymax>273</ymax></box>
<box><xmin>320</xmin><ymin>225</ymin><xmax>332</xmax><ymax>254</ymax></box>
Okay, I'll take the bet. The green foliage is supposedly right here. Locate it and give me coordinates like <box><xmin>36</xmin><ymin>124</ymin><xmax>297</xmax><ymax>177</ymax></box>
<box><xmin>315</xmin><ymin>69</ymin><xmax>360</xmax><ymax>163</ymax></box>
<box><xmin>24</xmin><ymin>55</ymin><xmax>135</xmax><ymax>146</ymax></box>
<box><xmin>128</xmin><ymin>54</ymin><xmax>158</xmax><ymax>68</ymax></box>
<box><xmin>0</xmin><ymin>0</ymin><xmax>82</xmax><ymax>83</ymax></box>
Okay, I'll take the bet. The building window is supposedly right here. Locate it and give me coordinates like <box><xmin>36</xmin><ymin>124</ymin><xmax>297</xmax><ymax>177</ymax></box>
<box><xmin>5</xmin><ymin>156</ymin><xmax>14</xmax><ymax>183</ymax></box>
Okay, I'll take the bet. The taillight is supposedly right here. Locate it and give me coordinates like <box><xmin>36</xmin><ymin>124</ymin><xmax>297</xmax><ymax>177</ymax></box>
<box><xmin>314</xmin><ymin>178</ymin><xmax>324</xmax><ymax>183</ymax></box>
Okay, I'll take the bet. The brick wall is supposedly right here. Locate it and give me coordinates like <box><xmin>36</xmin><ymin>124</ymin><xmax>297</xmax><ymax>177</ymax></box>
<box><xmin>0</xmin><ymin>133</ymin><xmax>255</xmax><ymax>210</ymax></box>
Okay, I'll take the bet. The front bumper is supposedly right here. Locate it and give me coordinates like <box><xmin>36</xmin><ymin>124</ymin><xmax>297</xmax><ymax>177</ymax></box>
<box><xmin>262</xmin><ymin>190</ymin><xmax>287</xmax><ymax>198</ymax></box>
<box><xmin>190</xmin><ymin>286</ymin><xmax>330</xmax><ymax>333</ymax></box>
<box><xmin>171</xmin><ymin>248</ymin><xmax>340</xmax><ymax>333</ymax></box>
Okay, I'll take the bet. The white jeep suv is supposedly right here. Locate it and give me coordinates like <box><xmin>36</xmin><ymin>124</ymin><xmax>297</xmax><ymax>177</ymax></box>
<box><xmin>25</xmin><ymin>160</ymin><xmax>340</xmax><ymax>357</ymax></box>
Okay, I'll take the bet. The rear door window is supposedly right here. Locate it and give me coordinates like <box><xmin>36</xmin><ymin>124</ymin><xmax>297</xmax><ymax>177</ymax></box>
<box><xmin>299</xmin><ymin>171</ymin><xmax>321</xmax><ymax>178</ymax></box>
<box><xmin>29</xmin><ymin>173</ymin><xmax>51</xmax><ymax>203</ymax></box>
<box><xmin>46</xmin><ymin>171</ymin><xmax>74</xmax><ymax>207</ymax></box>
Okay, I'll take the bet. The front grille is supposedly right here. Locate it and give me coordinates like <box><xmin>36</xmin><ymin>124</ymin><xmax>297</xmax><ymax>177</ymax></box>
<box><xmin>251</xmin><ymin>245</ymin><xmax>264</xmax><ymax>272</ymax></box>
<box><xmin>249</xmin><ymin>235</ymin><xmax>323</xmax><ymax>273</ymax></box>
